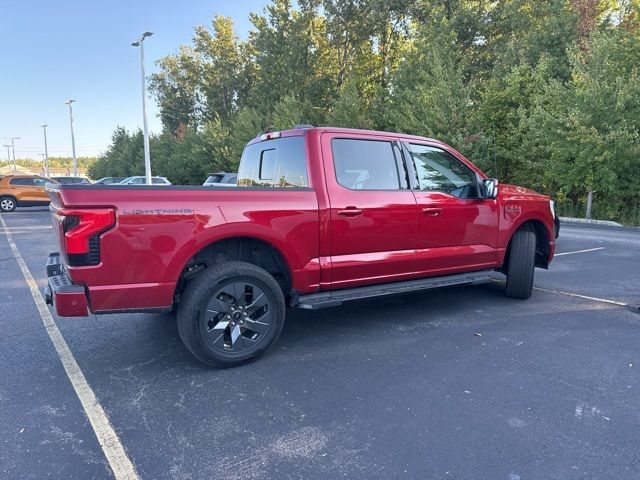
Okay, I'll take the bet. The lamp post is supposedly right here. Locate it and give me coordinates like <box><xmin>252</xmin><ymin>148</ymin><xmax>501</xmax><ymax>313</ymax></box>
<box><xmin>131</xmin><ymin>31</ymin><xmax>153</xmax><ymax>185</ymax></box>
<box><xmin>66</xmin><ymin>99</ymin><xmax>77</xmax><ymax>176</ymax></box>
<box><xmin>41</xmin><ymin>124</ymin><xmax>50</xmax><ymax>177</ymax></box>
<box><xmin>3</xmin><ymin>137</ymin><xmax>19</xmax><ymax>174</ymax></box>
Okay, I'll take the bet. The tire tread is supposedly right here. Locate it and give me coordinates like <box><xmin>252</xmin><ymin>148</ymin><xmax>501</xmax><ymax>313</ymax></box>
<box><xmin>505</xmin><ymin>229</ymin><xmax>536</xmax><ymax>299</ymax></box>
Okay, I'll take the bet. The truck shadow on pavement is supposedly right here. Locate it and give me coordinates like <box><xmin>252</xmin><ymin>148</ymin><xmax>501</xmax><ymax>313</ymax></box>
<box><xmin>73</xmin><ymin>281</ymin><xmax>519</xmax><ymax>374</ymax></box>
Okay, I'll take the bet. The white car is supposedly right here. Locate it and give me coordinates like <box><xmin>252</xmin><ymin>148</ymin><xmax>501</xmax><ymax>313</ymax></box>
<box><xmin>119</xmin><ymin>176</ymin><xmax>172</xmax><ymax>185</ymax></box>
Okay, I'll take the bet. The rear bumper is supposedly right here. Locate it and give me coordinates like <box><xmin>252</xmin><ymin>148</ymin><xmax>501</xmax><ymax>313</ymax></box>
<box><xmin>45</xmin><ymin>252</ymin><xmax>89</xmax><ymax>317</ymax></box>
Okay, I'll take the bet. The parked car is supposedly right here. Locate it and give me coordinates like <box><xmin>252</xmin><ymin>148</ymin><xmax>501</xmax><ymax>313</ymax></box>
<box><xmin>119</xmin><ymin>176</ymin><xmax>172</xmax><ymax>185</ymax></box>
<box><xmin>50</xmin><ymin>176</ymin><xmax>91</xmax><ymax>185</ymax></box>
<box><xmin>93</xmin><ymin>177</ymin><xmax>126</xmax><ymax>185</ymax></box>
<box><xmin>203</xmin><ymin>172</ymin><xmax>237</xmax><ymax>187</ymax></box>
<box><xmin>0</xmin><ymin>175</ymin><xmax>58</xmax><ymax>212</ymax></box>
<box><xmin>45</xmin><ymin>126</ymin><xmax>556</xmax><ymax>367</ymax></box>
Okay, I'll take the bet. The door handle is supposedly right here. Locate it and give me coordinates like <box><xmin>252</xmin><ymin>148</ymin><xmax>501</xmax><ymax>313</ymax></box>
<box><xmin>337</xmin><ymin>207</ymin><xmax>363</xmax><ymax>217</ymax></box>
<box><xmin>422</xmin><ymin>207</ymin><xmax>443</xmax><ymax>216</ymax></box>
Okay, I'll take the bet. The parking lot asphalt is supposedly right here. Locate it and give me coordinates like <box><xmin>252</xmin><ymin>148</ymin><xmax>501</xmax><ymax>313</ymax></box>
<box><xmin>1</xmin><ymin>208</ymin><xmax>639</xmax><ymax>480</ymax></box>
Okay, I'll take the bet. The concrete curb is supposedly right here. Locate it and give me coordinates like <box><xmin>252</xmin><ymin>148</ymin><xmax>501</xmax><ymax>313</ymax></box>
<box><xmin>559</xmin><ymin>216</ymin><xmax>623</xmax><ymax>227</ymax></box>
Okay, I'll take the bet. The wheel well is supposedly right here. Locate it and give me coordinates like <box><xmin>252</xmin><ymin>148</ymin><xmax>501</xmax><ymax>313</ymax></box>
<box><xmin>176</xmin><ymin>237</ymin><xmax>292</xmax><ymax>302</ymax></box>
<box><xmin>506</xmin><ymin>220</ymin><xmax>550</xmax><ymax>269</ymax></box>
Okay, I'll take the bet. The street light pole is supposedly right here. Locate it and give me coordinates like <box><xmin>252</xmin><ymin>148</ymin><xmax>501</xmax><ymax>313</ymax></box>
<box><xmin>41</xmin><ymin>124</ymin><xmax>50</xmax><ymax>177</ymax></box>
<box><xmin>4</xmin><ymin>137</ymin><xmax>20</xmax><ymax>174</ymax></box>
<box><xmin>131</xmin><ymin>31</ymin><xmax>153</xmax><ymax>185</ymax></box>
<box><xmin>66</xmin><ymin>99</ymin><xmax>77</xmax><ymax>176</ymax></box>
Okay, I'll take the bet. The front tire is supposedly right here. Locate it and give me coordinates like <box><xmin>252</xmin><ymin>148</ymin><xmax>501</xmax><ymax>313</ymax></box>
<box><xmin>505</xmin><ymin>229</ymin><xmax>536</xmax><ymax>299</ymax></box>
<box><xmin>0</xmin><ymin>196</ymin><xmax>17</xmax><ymax>212</ymax></box>
<box><xmin>177</xmin><ymin>261</ymin><xmax>286</xmax><ymax>367</ymax></box>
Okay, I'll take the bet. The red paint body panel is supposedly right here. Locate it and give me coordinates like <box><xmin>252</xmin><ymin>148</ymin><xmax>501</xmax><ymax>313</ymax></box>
<box><xmin>46</xmin><ymin>127</ymin><xmax>555</xmax><ymax>316</ymax></box>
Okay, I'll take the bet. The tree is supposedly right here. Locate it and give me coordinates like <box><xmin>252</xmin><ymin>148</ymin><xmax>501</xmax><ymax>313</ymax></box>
<box><xmin>149</xmin><ymin>47</ymin><xmax>202</xmax><ymax>137</ymax></box>
<box><xmin>527</xmin><ymin>29</ymin><xmax>640</xmax><ymax>219</ymax></box>
<box><xmin>193</xmin><ymin>16</ymin><xmax>246</xmax><ymax>121</ymax></box>
<box><xmin>386</xmin><ymin>21</ymin><xmax>473</xmax><ymax>148</ymax></box>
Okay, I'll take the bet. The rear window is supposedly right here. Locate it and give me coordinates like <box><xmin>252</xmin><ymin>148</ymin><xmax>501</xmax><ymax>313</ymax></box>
<box><xmin>237</xmin><ymin>136</ymin><xmax>308</xmax><ymax>188</ymax></box>
<box><xmin>331</xmin><ymin>138</ymin><xmax>402</xmax><ymax>190</ymax></box>
<box><xmin>205</xmin><ymin>174</ymin><xmax>224</xmax><ymax>183</ymax></box>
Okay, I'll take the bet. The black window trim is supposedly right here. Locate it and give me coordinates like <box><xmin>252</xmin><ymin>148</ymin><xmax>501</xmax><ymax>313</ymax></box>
<box><xmin>330</xmin><ymin>137</ymin><xmax>412</xmax><ymax>192</ymax></box>
<box><xmin>402</xmin><ymin>141</ymin><xmax>485</xmax><ymax>199</ymax></box>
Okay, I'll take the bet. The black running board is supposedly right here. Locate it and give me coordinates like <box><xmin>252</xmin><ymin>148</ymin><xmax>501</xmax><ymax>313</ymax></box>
<box><xmin>296</xmin><ymin>270</ymin><xmax>495</xmax><ymax>310</ymax></box>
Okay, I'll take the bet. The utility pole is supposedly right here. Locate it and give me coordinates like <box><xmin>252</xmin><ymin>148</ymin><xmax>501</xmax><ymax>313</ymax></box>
<box><xmin>41</xmin><ymin>124</ymin><xmax>50</xmax><ymax>177</ymax></box>
<box><xmin>66</xmin><ymin>99</ymin><xmax>77</xmax><ymax>176</ymax></box>
<box><xmin>3</xmin><ymin>145</ymin><xmax>11</xmax><ymax>174</ymax></box>
<box><xmin>4</xmin><ymin>137</ymin><xmax>20</xmax><ymax>174</ymax></box>
<box><xmin>131</xmin><ymin>31</ymin><xmax>153</xmax><ymax>185</ymax></box>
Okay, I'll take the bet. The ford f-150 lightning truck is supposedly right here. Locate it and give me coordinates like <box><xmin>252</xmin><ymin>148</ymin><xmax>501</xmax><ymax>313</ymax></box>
<box><xmin>45</xmin><ymin>126</ymin><xmax>556</xmax><ymax>367</ymax></box>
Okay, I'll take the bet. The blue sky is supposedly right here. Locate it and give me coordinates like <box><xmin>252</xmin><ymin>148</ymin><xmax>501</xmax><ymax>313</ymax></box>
<box><xmin>0</xmin><ymin>0</ymin><xmax>270</xmax><ymax>160</ymax></box>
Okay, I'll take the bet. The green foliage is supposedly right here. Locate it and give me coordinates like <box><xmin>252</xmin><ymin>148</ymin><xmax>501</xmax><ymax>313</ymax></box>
<box><xmin>92</xmin><ymin>0</ymin><xmax>640</xmax><ymax>223</ymax></box>
<box><xmin>386</xmin><ymin>21</ymin><xmax>472</xmax><ymax>147</ymax></box>
<box><xmin>87</xmin><ymin>127</ymin><xmax>145</xmax><ymax>179</ymax></box>
<box><xmin>327</xmin><ymin>81</ymin><xmax>371</xmax><ymax>128</ymax></box>
<box><xmin>526</xmin><ymin>28</ymin><xmax>640</xmax><ymax>220</ymax></box>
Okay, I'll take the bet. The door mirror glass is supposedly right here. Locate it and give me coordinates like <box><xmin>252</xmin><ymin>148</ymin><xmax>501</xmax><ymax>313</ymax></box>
<box><xmin>482</xmin><ymin>178</ymin><xmax>498</xmax><ymax>199</ymax></box>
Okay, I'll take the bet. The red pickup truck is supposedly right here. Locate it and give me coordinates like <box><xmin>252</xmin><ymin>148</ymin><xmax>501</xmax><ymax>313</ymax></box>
<box><xmin>45</xmin><ymin>126</ymin><xmax>556</xmax><ymax>367</ymax></box>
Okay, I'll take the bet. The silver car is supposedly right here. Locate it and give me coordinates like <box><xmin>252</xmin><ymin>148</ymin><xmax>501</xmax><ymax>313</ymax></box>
<box><xmin>120</xmin><ymin>176</ymin><xmax>172</xmax><ymax>185</ymax></box>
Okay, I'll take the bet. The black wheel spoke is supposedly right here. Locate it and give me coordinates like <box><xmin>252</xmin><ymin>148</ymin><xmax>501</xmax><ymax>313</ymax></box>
<box><xmin>209</xmin><ymin>331</ymin><xmax>227</xmax><ymax>350</ymax></box>
<box><xmin>245</xmin><ymin>291</ymin><xmax>268</xmax><ymax>315</ymax></box>
<box><xmin>206</xmin><ymin>297</ymin><xmax>232</xmax><ymax>315</ymax></box>
<box><xmin>208</xmin><ymin>319</ymin><xmax>229</xmax><ymax>333</ymax></box>
<box><xmin>244</xmin><ymin>317</ymin><xmax>269</xmax><ymax>335</ymax></box>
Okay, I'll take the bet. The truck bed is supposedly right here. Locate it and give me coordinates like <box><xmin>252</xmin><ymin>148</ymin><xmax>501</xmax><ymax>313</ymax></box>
<box><xmin>47</xmin><ymin>184</ymin><xmax>321</xmax><ymax>312</ymax></box>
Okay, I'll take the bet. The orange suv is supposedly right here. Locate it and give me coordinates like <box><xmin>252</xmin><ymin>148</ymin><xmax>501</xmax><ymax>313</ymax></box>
<box><xmin>0</xmin><ymin>175</ymin><xmax>58</xmax><ymax>212</ymax></box>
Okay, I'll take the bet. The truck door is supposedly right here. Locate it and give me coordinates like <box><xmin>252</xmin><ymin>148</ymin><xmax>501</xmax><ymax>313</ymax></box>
<box><xmin>321</xmin><ymin>133</ymin><xmax>417</xmax><ymax>289</ymax></box>
<box><xmin>404</xmin><ymin>142</ymin><xmax>499</xmax><ymax>275</ymax></box>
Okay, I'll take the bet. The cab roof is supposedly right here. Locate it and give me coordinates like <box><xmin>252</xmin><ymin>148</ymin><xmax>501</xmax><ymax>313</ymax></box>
<box><xmin>247</xmin><ymin>126</ymin><xmax>442</xmax><ymax>146</ymax></box>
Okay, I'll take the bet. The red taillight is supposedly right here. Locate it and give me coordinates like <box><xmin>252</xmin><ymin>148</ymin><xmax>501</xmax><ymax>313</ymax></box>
<box><xmin>53</xmin><ymin>207</ymin><xmax>115</xmax><ymax>256</ymax></box>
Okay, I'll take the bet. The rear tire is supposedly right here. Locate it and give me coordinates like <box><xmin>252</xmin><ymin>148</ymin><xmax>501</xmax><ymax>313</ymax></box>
<box><xmin>177</xmin><ymin>261</ymin><xmax>285</xmax><ymax>367</ymax></box>
<box><xmin>0</xmin><ymin>196</ymin><xmax>17</xmax><ymax>212</ymax></box>
<box><xmin>505</xmin><ymin>229</ymin><xmax>536</xmax><ymax>299</ymax></box>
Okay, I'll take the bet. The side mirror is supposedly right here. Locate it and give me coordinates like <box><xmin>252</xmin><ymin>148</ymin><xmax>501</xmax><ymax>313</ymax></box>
<box><xmin>482</xmin><ymin>178</ymin><xmax>499</xmax><ymax>199</ymax></box>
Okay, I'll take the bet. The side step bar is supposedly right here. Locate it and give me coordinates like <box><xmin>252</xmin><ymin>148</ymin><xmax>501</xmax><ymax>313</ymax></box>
<box><xmin>296</xmin><ymin>270</ymin><xmax>495</xmax><ymax>310</ymax></box>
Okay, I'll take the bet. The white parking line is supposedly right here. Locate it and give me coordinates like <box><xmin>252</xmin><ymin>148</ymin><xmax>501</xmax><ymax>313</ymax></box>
<box><xmin>492</xmin><ymin>278</ymin><xmax>629</xmax><ymax>307</ymax></box>
<box><xmin>554</xmin><ymin>247</ymin><xmax>605</xmax><ymax>256</ymax></box>
<box><xmin>533</xmin><ymin>286</ymin><xmax>628</xmax><ymax>307</ymax></box>
<box><xmin>0</xmin><ymin>214</ymin><xmax>139</xmax><ymax>480</ymax></box>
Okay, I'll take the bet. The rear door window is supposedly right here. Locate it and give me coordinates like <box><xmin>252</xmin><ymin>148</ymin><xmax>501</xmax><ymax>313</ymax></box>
<box><xmin>331</xmin><ymin>138</ymin><xmax>403</xmax><ymax>190</ymax></box>
<box><xmin>10</xmin><ymin>177</ymin><xmax>35</xmax><ymax>186</ymax></box>
<box><xmin>237</xmin><ymin>136</ymin><xmax>308</xmax><ymax>188</ymax></box>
